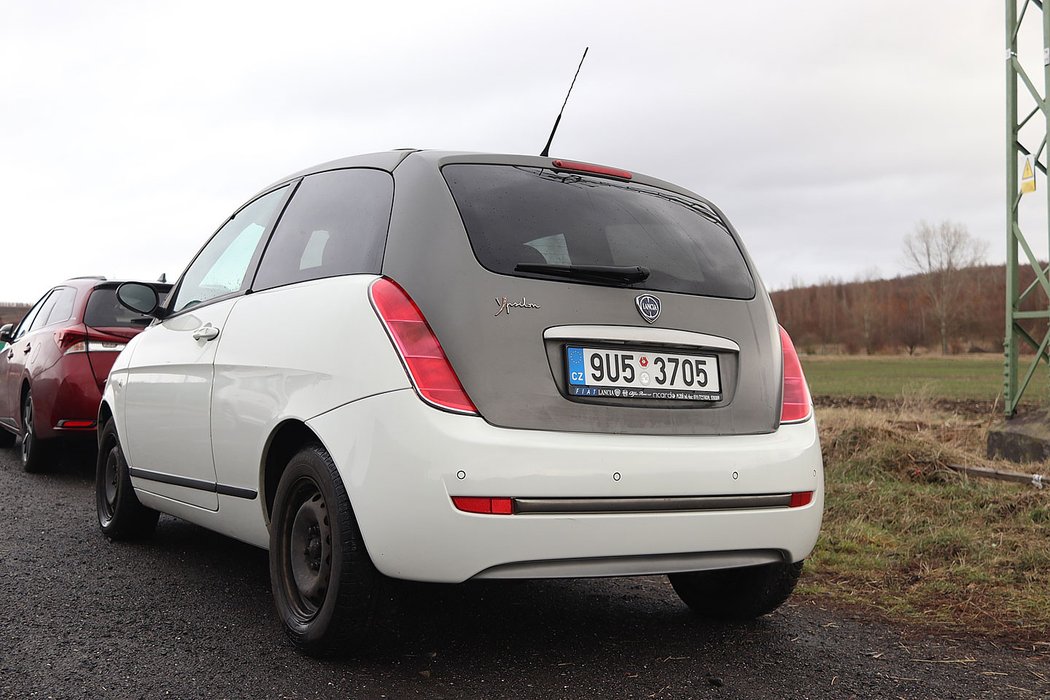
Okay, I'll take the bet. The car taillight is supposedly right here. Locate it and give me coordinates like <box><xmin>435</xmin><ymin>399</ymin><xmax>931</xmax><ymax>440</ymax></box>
<box><xmin>779</xmin><ymin>325</ymin><xmax>812</xmax><ymax>423</ymax></box>
<box><xmin>55</xmin><ymin>326</ymin><xmax>127</xmax><ymax>355</ymax></box>
<box><xmin>369</xmin><ymin>277</ymin><xmax>478</xmax><ymax>415</ymax></box>
<box><xmin>55</xmin><ymin>326</ymin><xmax>89</xmax><ymax>354</ymax></box>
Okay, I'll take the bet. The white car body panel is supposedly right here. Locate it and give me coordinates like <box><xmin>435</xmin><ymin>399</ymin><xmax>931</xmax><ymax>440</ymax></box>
<box><xmin>121</xmin><ymin>300</ymin><xmax>238</xmax><ymax>510</ymax></box>
<box><xmin>209</xmin><ymin>275</ymin><xmax>411</xmax><ymax>506</ymax></box>
<box><xmin>121</xmin><ymin>380</ymin><xmax>823</xmax><ymax>579</ymax></box>
<box><xmin>307</xmin><ymin>388</ymin><xmax>824</xmax><ymax>583</ymax></box>
<box><xmin>134</xmin><ymin>488</ymin><xmax>273</xmax><ymax>548</ymax></box>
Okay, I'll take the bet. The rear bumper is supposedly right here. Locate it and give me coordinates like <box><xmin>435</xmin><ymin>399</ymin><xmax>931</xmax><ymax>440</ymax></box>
<box><xmin>308</xmin><ymin>389</ymin><xmax>824</xmax><ymax>583</ymax></box>
<box><xmin>30</xmin><ymin>353</ymin><xmax>103</xmax><ymax>439</ymax></box>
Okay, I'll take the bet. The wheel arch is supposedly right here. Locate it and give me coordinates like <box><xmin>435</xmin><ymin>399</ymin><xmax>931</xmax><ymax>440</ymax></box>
<box><xmin>19</xmin><ymin>379</ymin><xmax>30</xmax><ymax>419</ymax></box>
<box><xmin>97</xmin><ymin>401</ymin><xmax>114</xmax><ymax>446</ymax></box>
<box><xmin>261</xmin><ymin>419</ymin><xmax>328</xmax><ymax>525</ymax></box>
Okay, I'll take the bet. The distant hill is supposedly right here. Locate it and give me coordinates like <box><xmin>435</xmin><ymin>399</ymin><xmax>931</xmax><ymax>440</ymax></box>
<box><xmin>770</xmin><ymin>264</ymin><xmax>1032</xmax><ymax>355</ymax></box>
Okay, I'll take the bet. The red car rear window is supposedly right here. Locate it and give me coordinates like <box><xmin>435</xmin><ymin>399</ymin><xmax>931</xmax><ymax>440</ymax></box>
<box><xmin>84</xmin><ymin>289</ymin><xmax>154</xmax><ymax>328</ymax></box>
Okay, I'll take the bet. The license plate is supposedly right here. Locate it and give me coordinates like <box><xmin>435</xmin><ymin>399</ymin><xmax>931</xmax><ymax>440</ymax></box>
<box><xmin>565</xmin><ymin>346</ymin><xmax>722</xmax><ymax>401</ymax></box>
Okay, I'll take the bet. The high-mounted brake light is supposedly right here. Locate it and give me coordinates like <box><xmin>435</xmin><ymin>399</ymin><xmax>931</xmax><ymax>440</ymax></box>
<box><xmin>370</xmin><ymin>278</ymin><xmax>478</xmax><ymax>415</ymax></box>
<box><xmin>779</xmin><ymin>325</ymin><xmax>812</xmax><ymax>423</ymax></box>
<box><xmin>452</xmin><ymin>496</ymin><xmax>514</xmax><ymax>515</ymax></box>
<box><xmin>551</xmin><ymin>159</ymin><xmax>633</xmax><ymax>180</ymax></box>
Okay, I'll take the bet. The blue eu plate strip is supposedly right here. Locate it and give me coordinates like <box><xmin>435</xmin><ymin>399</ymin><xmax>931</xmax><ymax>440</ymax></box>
<box><xmin>567</xmin><ymin>346</ymin><xmax>586</xmax><ymax>385</ymax></box>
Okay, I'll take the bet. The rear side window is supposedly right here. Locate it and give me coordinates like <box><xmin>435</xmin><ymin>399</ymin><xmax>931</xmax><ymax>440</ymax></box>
<box><xmin>43</xmin><ymin>287</ymin><xmax>76</xmax><ymax>326</ymax></box>
<box><xmin>442</xmin><ymin>164</ymin><xmax>756</xmax><ymax>299</ymax></box>
<box><xmin>85</xmin><ymin>289</ymin><xmax>153</xmax><ymax>328</ymax></box>
<box><xmin>253</xmin><ymin>168</ymin><xmax>393</xmax><ymax>291</ymax></box>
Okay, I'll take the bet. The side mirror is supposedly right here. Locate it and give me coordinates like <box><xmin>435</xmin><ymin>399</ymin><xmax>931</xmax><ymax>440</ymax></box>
<box><xmin>116</xmin><ymin>282</ymin><xmax>165</xmax><ymax>318</ymax></box>
<box><xmin>0</xmin><ymin>323</ymin><xmax>12</xmax><ymax>343</ymax></box>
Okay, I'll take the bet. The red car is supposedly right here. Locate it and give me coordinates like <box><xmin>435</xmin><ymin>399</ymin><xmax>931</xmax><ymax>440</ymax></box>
<box><xmin>0</xmin><ymin>277</ymin><xmax>171</xmax><ymax>471</ymax></box>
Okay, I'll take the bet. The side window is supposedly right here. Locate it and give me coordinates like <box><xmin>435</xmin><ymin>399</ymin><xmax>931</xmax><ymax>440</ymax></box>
<box><xmin>41</xmin><ymin>287</ymin><xmax>76</xmax><ymax>327</ymax></box>
<box><xmin>172</xmin><ymin>186</ymin><xmax>288</xmax><ymax>313</ymax></box>
<box><xmin>14</xmin><ymin>292</ymin><xmax>52</xmax><ymax>340</ymax></box>
<box><xmin>253</xmin><ymin>169</ymin><xmax>393</xmax><ymax>291</ymax></box>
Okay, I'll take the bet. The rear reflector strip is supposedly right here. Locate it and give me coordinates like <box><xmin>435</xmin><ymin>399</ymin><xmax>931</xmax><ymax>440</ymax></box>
<box><xmin>453</xmin><ymin>493</ymin><xmax>815</xmax><ymax>515</ymax></box>
<box><xmin>55</xmin><ymin>419</ymin><xmax>96</xmax><ymax>430</ymax></box>
<box><xmin>551</xmin><ymin>159</ymin><xmax>633</xmax><ymax>180</ymax></box>
<box><xmin>452</xmin><ymin>497</ymin><xmax>514</xmax><ymax>515</ymax></box>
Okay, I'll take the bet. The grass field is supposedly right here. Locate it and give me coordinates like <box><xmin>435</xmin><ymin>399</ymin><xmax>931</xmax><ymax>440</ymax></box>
<box><xmin>799</xmin><ymin>354</ymin><xmax>1050</xmax><ymax>641</ymax></box>
<box><xmin>800</xmin><ymin>352</ymin><xmax>1050</xmax><ymax>403</ymax></box>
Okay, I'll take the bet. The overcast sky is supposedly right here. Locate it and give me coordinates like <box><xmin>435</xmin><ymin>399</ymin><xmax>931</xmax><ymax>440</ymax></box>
<box><xmin>0</xmin><ymin>1</ymin><xmax>1027</xmax><ymax>302</ymax></box>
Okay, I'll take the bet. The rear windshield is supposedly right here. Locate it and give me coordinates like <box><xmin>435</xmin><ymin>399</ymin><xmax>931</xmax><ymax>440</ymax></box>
<box><xmin>442</xmin><ymin>164</ymin><xmax>756</xmax><ymax>299</ymax></box>
<box><xmin>85</xmin><ymin>288</ymin><xmax>157</xmax><ymax>328</ymax></box>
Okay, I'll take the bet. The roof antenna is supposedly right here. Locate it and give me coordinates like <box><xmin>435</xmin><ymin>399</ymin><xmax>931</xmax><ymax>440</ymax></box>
<box><xmin>540</xmin><ymin>47</ymin><xmax>589</xmax><ymax>158</ymax></box>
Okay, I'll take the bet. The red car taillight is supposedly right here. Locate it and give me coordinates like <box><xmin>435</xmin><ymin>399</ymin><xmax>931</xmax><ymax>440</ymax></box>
<box><xmin>55</xmin><ymin>326</ymin><xmax>89</xmax><ymax>354</ymax></box>
<box><xmin>369</xmin><ymin>278</ymin><xmax>478</xmax><ymax>415</ymax></box>
<box><xmin>55</xmin><ymin>325</ymin><xmax>127</xmax><ymax>355</ymax></box>
<box><xmin>779</xmin><ymin>325</ymin><xmax>812</xmax><ymax>424</ymax></box>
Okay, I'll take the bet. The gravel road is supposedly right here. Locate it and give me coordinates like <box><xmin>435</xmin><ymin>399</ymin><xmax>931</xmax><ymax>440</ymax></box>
<box><xmin>1</xmin><ymin>444</ymin><xmax>1047</xmax><ymax>699</ymax></box>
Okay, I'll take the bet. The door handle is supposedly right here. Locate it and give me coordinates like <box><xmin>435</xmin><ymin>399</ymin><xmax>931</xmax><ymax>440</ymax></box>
<box><xmin>22</xmin><ymin>343</ymin><xmax>31</xmax><ymax>354</ymax></box>
<box><xmin>5</xmin><ymin>350</ymin><xmax>11</xmax><ymax>360</ymax></box>
<box><xmin>192</xmin><ymin>326</ymin><xmax>220</xmax><ymax>342</ymax></box>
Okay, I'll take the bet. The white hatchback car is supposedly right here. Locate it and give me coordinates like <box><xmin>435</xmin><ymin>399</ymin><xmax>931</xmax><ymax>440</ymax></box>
<box><xmin>98</xmin><ymin>150</ymin><xmax>823</xmax><ymax>655</ymax></box>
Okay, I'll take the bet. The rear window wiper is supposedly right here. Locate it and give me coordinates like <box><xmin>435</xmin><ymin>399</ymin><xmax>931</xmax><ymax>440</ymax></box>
<box><xmin>514</xmin><ymin>263</ymin><xmax>651</xmax><ymax>285</ymax></box>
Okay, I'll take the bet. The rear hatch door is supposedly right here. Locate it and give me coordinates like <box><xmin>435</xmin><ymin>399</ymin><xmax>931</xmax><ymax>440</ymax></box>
<box><xmin>382</xmin><ymin>153</ymin><xmax>780</xmax><ymax>436</ymax></box>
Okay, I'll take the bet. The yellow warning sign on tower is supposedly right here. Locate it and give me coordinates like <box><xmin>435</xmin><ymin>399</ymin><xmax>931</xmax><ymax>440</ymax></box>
<box><xmin>1022</xmin><ymin>156</ymin><xmax>1037</xmax><ymax>194</ymax></box>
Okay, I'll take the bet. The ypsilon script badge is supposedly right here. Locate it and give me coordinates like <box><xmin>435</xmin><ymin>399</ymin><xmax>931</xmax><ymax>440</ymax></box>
<box><xmin>635</xmin><ymin>294</ymin><xmax>661</xmax><ymax>324</ymax></box>
<box><xmin>494</xmin><ymin>296</ymin><xmax>540</xmax><ymax>317</ymax></box>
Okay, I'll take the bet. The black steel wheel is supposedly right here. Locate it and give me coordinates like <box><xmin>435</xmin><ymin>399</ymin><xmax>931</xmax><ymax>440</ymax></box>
<box><xmin>20</xmin><ymin>390</ymin><xmax>50</xmax><ymax>473</ymax></box>
<box><xmin>669</xmin><ymin>561</ymin><xmax>804</xmax><ymax>621</ymax></box>
<box><xmin>95</xmin><ymin>419</ymin><xmax>158</xmax><ymax>540</ymax></box>
<box><xmin>270</xmin><ymin>445</ymin><xmax>380</xmax><ymax>657</ymax></box>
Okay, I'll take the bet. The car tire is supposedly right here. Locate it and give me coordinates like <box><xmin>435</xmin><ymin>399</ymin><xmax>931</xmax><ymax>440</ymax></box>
<box><xmin>668</xmin><ymin>561</ymin><xmax>804</xmax><ymax>620</ymax></box>
<box><xmin>95</xmin><ymin>420</ymin><xmax>159</xmax><ymax>540</ymax></box>
<box><xmin>269</xmin><ymin>444</ymin><xmax>381</xmax><ymax>657</ymax></box>
<box><xmin>20</xmin><ymin>389</ymin><xmax>51</xmax><ymax>473</ymax></box>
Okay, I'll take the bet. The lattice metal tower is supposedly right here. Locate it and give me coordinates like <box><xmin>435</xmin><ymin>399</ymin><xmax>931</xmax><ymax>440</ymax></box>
<box><xmin>1005</xmin><ymin>0</ymin><xmax>1050</xmax><ymax>415</ymax></box>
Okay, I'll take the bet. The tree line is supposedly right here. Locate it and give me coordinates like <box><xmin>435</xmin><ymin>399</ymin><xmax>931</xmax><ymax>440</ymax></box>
<box><xmin>771</xmin><ymin>265</ymin><xmax>1008</xmax><ymax>354</ymax></box>
<box><xmin>771</xmin><ymin>221</ymin><xmax>1044</xmax><ymax>355</ymax></box>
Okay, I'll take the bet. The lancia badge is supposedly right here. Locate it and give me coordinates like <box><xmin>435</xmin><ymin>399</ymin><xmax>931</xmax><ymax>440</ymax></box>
<box><xmin>635</xmin><ymin>294</ymin><xmax>661</xmax><ymax>324</ymax></box>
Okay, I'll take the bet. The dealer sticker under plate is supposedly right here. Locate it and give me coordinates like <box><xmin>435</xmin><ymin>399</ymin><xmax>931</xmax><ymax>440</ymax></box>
<box><xmin>566</xmin><ymin>346</ymin><xmax>722</xmax><ymax>402</ymax></box>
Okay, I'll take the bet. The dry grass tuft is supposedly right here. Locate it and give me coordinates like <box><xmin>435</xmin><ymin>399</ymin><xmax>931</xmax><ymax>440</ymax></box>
<box><xmin>800</xmin><ymin>405</ymin><xmax>1050</xmax><ymax>641</ymax></box>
